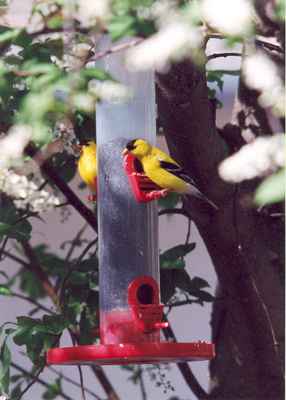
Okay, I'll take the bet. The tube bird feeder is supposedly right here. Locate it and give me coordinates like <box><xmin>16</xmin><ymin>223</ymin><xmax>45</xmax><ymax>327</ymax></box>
<box><xmin>47</xmin><ymin>39</ymin><xmax>215</xmax><ymax>365</ymax></box>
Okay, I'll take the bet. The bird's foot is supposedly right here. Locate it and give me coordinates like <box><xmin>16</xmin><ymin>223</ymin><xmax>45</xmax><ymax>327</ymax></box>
<box><xmin>146</xmin><ymin>189</ymin><xmax>169</xmax><ymax>201</ymax></box>
<box><xmin>131</xmin><ymin>172</ymin><xmax>146</xmax><ymax>178</ymax></box>
<box><xmin>88</xmin><ymin>194</ymin><xmax>97</xmax><ymax>202</ymax></box>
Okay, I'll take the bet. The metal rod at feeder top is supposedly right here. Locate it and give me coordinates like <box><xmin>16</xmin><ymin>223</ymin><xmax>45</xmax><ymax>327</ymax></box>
<box><xmin>96</xmin><ymin>38</ymin><xmax>160</xmax><ymax>344</ymax></box>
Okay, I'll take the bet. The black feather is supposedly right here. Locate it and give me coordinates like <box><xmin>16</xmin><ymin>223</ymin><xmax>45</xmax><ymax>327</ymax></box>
<box><xmin>159</xmin><ymin>160</ymin><xmax>196</xmax><ymax>185</ymax></box>
<box><xmin>126</xmin><ymin>139</ymin><xmax>137</xmax><ymax>151</ymax></box>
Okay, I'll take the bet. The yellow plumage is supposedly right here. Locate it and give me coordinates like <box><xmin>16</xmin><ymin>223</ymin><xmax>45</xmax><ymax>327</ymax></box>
<box><xmin>124</xmin><ymin>139</ymin><xmax>218</xmax><ymax>209</ymax></box>
<box><xmin>77</xmin><ymin>141</ymin><xmax>97</xmax><ymax>193</ymax></box>
<box><xmin>124</xmin><ymin>139</ymin><xmax>189</xmax><ymax>193</ymax></box>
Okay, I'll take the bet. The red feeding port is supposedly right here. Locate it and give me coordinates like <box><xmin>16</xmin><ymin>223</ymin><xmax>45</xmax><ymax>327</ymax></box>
<box><xmin>47</xmin><ymin>275</ymin><xmax>215</xmax><ymax>365</ymax></box>
<box><xmin>123</xmin><ymin>153</ymin><xmax>169</xmax><ymax>203</ymax></box>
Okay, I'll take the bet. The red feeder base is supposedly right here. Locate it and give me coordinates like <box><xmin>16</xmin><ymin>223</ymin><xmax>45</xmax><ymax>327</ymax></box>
<box><xmin>47</xmin><ymin>342</ymin><xmax>215</xmax><ymax>366</ymax></box>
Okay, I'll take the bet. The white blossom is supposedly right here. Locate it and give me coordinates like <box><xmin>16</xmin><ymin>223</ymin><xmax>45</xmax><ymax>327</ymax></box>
<box><xmin>219</xmin><ymin>134</ymin><xmax>285</xmax><ymax>183</ymax></box>
<box><xmin>126</xmin><ymin>22</ymin><xmax>202</xmax><ymax>72</ymax></box>
<box><xmin>0</xmin><ymin>125</ymin><xmax>33</xmax><ymax>169</ymax></box>
<box><xmin>0</xmin><ymin>395</ymin><xmax>9</xmax><ymax>400</ymax></box>
<box><xmin>0</xmin><ymin>168</ymin><xmax>61</xmax><ymax>213</ymax></box>
<box><xmin>77</xmin><ymin>0</ymin><xmax>111</xmax><ymax>27</ymax></box>
<box><xmin>243</xmin><ymin>51</ymin><xmax>285</xmax><ymax>116</ymax></box>
<box><xmin>89</xmin><ymin>80</ymin><xmax>133</xmax><ymax>103</ymax></box>
<box><xmin>202</xmin><ymin>0</ymin><xmax>254</xmax><ymax>36</ymax></box>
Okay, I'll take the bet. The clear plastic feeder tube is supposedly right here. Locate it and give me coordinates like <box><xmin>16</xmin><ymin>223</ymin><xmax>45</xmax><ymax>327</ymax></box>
<box><xmin>96</xmin><ymin>38</ymin><xmax>159</xmax><ymax>344</ymax></box>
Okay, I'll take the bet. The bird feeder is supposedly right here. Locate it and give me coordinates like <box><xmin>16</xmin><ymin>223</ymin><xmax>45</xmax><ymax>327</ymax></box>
<box><xmin>47</xmin><ymin>38</ymin><xmax>214</xmax><ymax>365</ymax></box>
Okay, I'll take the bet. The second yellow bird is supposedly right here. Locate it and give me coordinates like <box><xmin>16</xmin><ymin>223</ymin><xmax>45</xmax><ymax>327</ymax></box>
<box><xmin>77</xmin><ymin>141</ymin><xmax>97</xmax><ymax>201</ymax></box>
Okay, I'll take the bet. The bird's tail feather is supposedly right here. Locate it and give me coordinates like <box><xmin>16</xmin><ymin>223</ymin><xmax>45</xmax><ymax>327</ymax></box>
<box><xmin>186</xmin><ymin>184</ymin><xmax>218</xmax><ymax>210</ymax></box>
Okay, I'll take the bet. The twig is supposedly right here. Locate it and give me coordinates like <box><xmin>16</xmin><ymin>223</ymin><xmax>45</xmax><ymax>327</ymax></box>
<box><xmin>48</xmin><ymin>365</ymin><xmax>102</xmax><ymax>400</ymax></box>
<box><xmin>90</xmin><ymin>366</ymin><xmax>120</xmax><ymax>400</ymax></box>
<box><xmin>11</xmin><ymin>362</ymin><xmax>73</xmax><ymax>400</ymax></box>
<box><xmin>21</xmin><ymin>241</ymin><xmax>59</xmax><ymax>306</ymax></box>
<box><xmin>2</xmin><ymin>249</ymin><xmax>31</xmax><ymax>268</ymax></box>
<box><xmin>10</xmin><ymin>291</ymin><xmax>55</xmax><ymax>315</ymax></box>
<box><xmin>68</xmin><ymin>329</ymin><xmax>87</xmax><ymax>400</ymax></box>
<box><xmin>25</xmin><ymin>143</ymin><xmax>98</xmax><ymax>234</ymax></box>
<box><xmin>255</xmin><ymin>38</ymin><xmax>283</xmax><ymax>53</ymax></box>
<box><xmin>15</xmin><ymin>365</ymin><xmax>45</xmax><ymax>400</ymax></box>
<box><xmin>185</xmin><ymin>218</ymin><xmax>192</xmax><ymax>245</ymax></box>
<box><xmin>207</xmin><ymin>52</ymin><xmax>241</xmax><ymax>61</ymax></box>
<box><xmin>138</xmin><ymin>366</ymin><xmax>147</xmax><ymax>400</ymax></box>
<box><xmin>159</xmin><ymin>208</ymin><xmax>192</xmax><ymax>219</ymax></box>
<box><xmin>65</xmin><ymin>224</ymin><xmax>88</xmax><ymax>262</ymax></box>
<box><xmin>88</xmin><ymin>37</ymin><xmax>144</xmax><ymax>63</ymax></box>
<box><xmin>59</xmin><ymin>238</ymin><xmax>98</xmax><ymax>302</ymax></box>
<box><xmin>162</xmin><ymin>318</ymin><xmax>207</xmax><ymax>399</ymax></box>
<box><xmin>0</xmin><ymin>236</ymin><xmax>9</xmax><ymax>261</ymax></box>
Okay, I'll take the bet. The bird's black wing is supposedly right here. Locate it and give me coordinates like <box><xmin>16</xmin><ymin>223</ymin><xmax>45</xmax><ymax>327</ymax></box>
<box><xmin>159</xmin><ymin>160</ymin><xmax>197</xmax><ymax>186</ymax></box>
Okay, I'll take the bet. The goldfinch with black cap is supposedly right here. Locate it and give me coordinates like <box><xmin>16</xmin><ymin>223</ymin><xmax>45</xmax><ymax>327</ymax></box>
<box><xmin>123</xmin><ymin>139</ymin><xmax>218</xmax><ymax>209</ymax></box>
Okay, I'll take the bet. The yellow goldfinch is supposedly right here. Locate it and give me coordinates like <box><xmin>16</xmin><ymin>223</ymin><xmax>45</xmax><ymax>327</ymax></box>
<box><xmin>123</xmin><ymin>139</ymin><xmax>218</xmax><ymax>209</ymax></box>
<box><xmin>77</xmin><ymin>141</ymin><xmax>97</xmax><ymax>201</ymax></box>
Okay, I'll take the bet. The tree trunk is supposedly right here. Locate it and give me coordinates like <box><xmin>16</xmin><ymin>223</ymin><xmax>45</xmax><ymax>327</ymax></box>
<box><xmin>156</xmin><ymin>58</ymin><xmax>284</xmax><ymax>400</ymax></box>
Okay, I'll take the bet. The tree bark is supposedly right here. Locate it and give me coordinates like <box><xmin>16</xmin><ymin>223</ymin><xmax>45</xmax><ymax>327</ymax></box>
<box><xmin>156</xmin><ymin>57</ymin><xmax>284</xmax><ymax>399</ymax></box>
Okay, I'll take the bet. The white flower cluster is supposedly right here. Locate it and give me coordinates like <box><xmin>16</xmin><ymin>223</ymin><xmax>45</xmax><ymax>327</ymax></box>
<box><xmin>0</xmin><ymin>125</ymin><xmax>32</xmax><ymax>169</ymax></box>
<box><xmin>201</xmin><ymin>0</ymin><xmax>254</xmax><ymax>36</ymax></box>
<box><xmin>89</xmin><ymin>80</ymin><xmax>133</xmax><ymax>103</ymax></box>
<box><xmin>243</xmin><ymin>51</ymin><xmax>285</xmax><ymax>116</ymax></box>
<box><xmin>126</xmin><ymin>21</ymin><xmax>202</xmax><ymax>72</ymax></box>
<box><xmin>219</xmin><ymin>134</ymin><xmax>285</xmax><ymax>183</ymax></box>
<box><xmin>0</xmin><ymin>169</ymin><xmax>61</xmax><ymax>213</ymax></box>
<box><xmin>77</xmin><ymin>0</ymin><xmax>111</xmax><ymax>27</ymax></box>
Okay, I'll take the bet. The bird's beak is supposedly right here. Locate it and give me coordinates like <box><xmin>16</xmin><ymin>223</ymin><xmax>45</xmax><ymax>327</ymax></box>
<box><xmin>122</xmin><ymin>148</ymin><xmax>128</xmax><ymax>156</ymax></box>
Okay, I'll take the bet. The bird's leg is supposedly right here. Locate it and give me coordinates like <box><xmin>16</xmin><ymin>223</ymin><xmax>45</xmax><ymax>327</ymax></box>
<box><xmin>88</xmin><ymin>194</ymin><xmax>97</xmax><ymax>202</ymax></box>
<box><xmin>146</xmin><ymin>189</ymin><xmax>170</xmax><ymax>201</ymax></box>
<box><xmin>131</xmin><ymin>172</ymin><xmax>146</xmax><ymax>178</ymax></box>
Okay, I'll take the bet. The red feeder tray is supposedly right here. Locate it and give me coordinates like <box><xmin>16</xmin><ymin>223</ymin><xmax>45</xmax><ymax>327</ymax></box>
<box><xmin>47</xmin><ymin>276</ymin><xmax>215</xmax><ymax>366</ymax></box>
<box><xmin>123</xmin><ymin>153</ymin><xmax>168</xmax><ymax>203</ymax></box>
<box><xmin>47</xmin><ymin>342</ymin><xmax>215</xmax><ymax>366</ymax></box>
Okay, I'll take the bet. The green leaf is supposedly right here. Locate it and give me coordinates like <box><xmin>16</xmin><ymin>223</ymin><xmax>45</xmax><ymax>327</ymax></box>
<box><xmin>0</xmin><ymin>28</ymin><xmax>21</xmax><ymax>44</ymax></box>
<box><xmin>189</xmin><ymin>277</ymin><xmax>210</xmax><ymax>290</ymax></box>
<box><xmin>42</xmin><ymin>315</ymin><xmax>69</xmax><ymax>335</ymax></box>
<box><xmin>255</xmin><ymin>168</ymin><xmax>285</xmax><ymax>205</ymax></box>
<box><xmin>10</xmin><ymin>382</ymin><xmax>22</xmax><ymax>398</ymax></box>
<box><xmin>108</xmin><ymin>15</ymin><xmax>137</xmax><ymax>41</ymax></box>
<box><xmin>43</xmin><ymin>377</ymin><xmax>62</xmax><ymax>400</ymax></box>
<box><xmin>0</xmin><ymin>285</ymin><xmax>11</xmax><ymax>296</ymax></box>
<box><xmin>160</xmin><ymin>243</ymin><xmax>196</xmax><ymax>269</ymax></box>
<box><xmin>21</xmin><ymin>62</ymin><xmax>59</xmax><ymax>76</ymax></box>
<box><xmin>0</xmin><ymin>271</ymin><xmax>9</xmax><ymax>280</ymax></box>
<box><xmin>195</xmin><ymin>290</ymin><xmax>214</xmax><ymax>303</ymax></box>
<box><xmin>207</xmin><ymin>70</ymin><xmax>224</xmax><ymax>92</ymax></box>
<box><xmin>0</xmin><ymin>201</ymin><xmax>32</xmax><ymax>241</ymax></box>
<box><xmin>0</xmin><ymin>340</ymin><xmax>11</xmax><ymax>394</ymax></box>
<box><xmin>19</xmin><ymin>269</ymin><xmax>46</xmax><ymax>299</ymax></box>
<box><xmin>47</xmin><ymin>15</ymin><xmax>63</xmax><ymax>29</ymax></box>
<box><xmin>81</xmin><ymin>67</ymin><xmax>112</xmax><ymax>81</ymax></box>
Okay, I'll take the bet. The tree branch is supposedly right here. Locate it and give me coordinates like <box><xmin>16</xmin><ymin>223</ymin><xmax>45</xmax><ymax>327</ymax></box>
<box><xmin>88</xmin><ymin>37</ymin><xmax>144</xmax><ymax>63</ymax></box>
<box><xmin>25</xmin><ymin>144</ymin><xmax>98</xmax><ymax>234</ymax></box>
<box><xmin>21</xmin><ymin>241</ymin><xmax>59</xmax><ymax>305</ymax></box>
<box><xmin>11</xmin><ymin>362</ymin><xmax>73</xmax><ymax>400</ymax></box>
<box><xmin>157</xmin><ymin>46</ymin><xmax>284</xmax><ymax>400</ymax></box>
<box><xmin>207</xmin><ymin>52</ymin><xmax>241</xmax><ymax>61</ymax></box>
<box><xmin>48</xmin><ymin>365</ymin><xmax>102</xmax><ymax>400</ymax></box>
